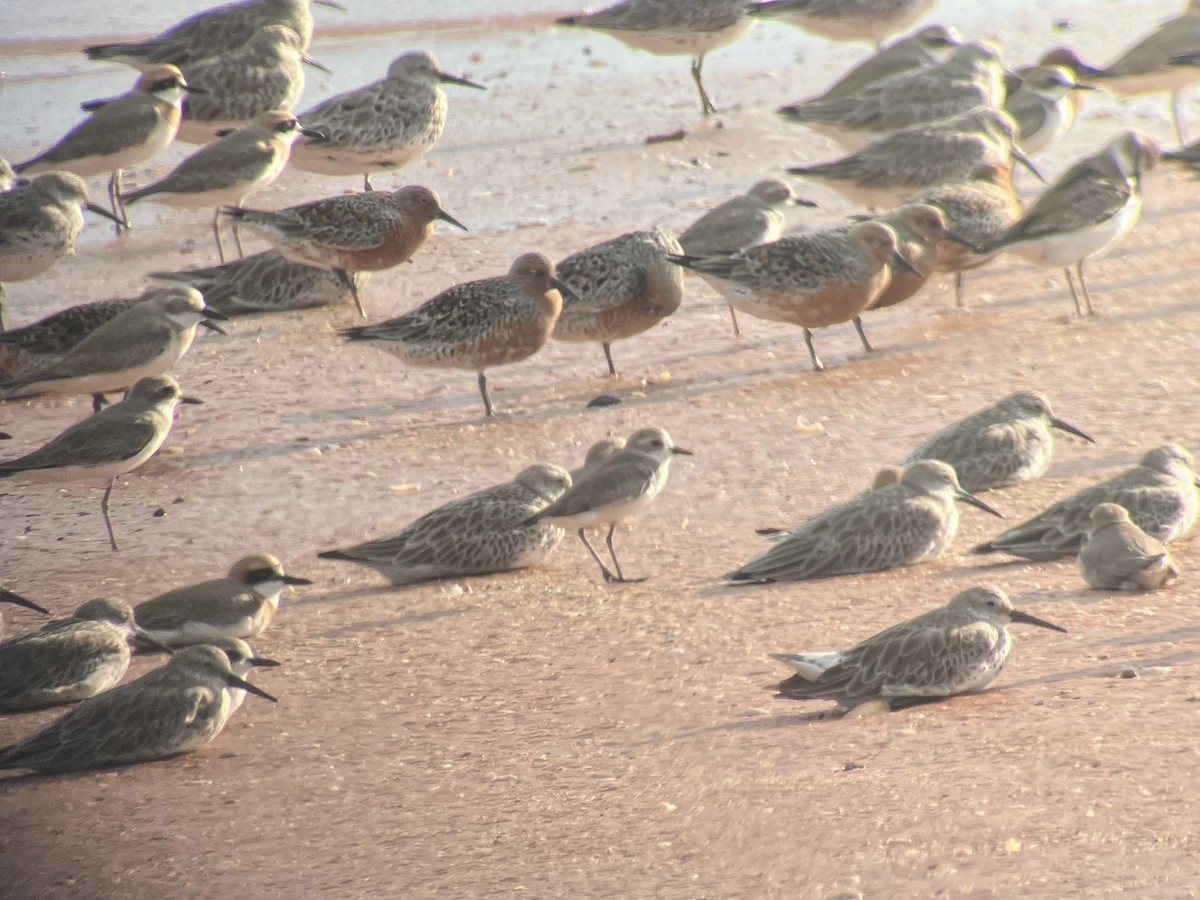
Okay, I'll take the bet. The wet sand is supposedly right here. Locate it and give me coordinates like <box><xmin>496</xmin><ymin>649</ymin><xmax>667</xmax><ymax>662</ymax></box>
<box><xmin>4</xmin><ymin>1</ymin><xmax>1200</xmax><ymax>896</ymax></box>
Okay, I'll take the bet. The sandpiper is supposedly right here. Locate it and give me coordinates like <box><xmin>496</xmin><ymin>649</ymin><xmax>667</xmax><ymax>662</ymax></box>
<box><xmin>319</xmin><ymin>463</ymin><xmax>572</xmax><ymax>585</ymax></box>
<box><xmin>15</xmin><ymin>65</ymin><xmax>196</xmax><ymax>231</ymax></box>
<box><xmin>1078</xmin><ymin>503</ymin><xmax>1180</xmax><ymax>591</ymax></box>
<box><xmin>747</xmin><ymin>0</ymin><xmax>936</xmax><ymax>48</ymax></box>
<box><xmin>134</xmin><ymin>553</ymin><xmax>312</xmax><ymax>646</ymax></box>
<box><xmin>556</xmin><ymin>0</ymin><xmax>751</xmax><ymax>116</ymax></box>
<box><xmin>552</xmin><ymin>229</ymin><xmax>685</xmax><ymax>377</ymax></box>
<box><xmin>291</xmin><ymin>50</ymin><xmax>485</xmax><ymax>191</ymax></box>
<box><xmin>811</xmin><ymin>24</ymin><xmax>963</xmax><ymax>103</ymax></box>
<box><xmin>84</xmin><ymin>0</ymin><xmax>344</xmax><ymax>70</ymax></box>
<box><xmin>973</xmin><ymin>444</ymin><xmax>1200</xmax><ymax>561</ymax></box>
<box><xmin>984</xmin><ymin>131</ymin><xmax>1160</xmax><ymax>317</ymax></box>
<box><xmin>339</xmin><ymin>252</ymin><xmax>567</xmax><ymax>418</ymax></box>
<box><xmin>900</xmin><ymin>391</ymin><xmax>1095</xmax><ymax>492</ymax></box>
<box><xmin>727</xmin><ymin>460</ymin><xmax>1001</xmax><ymax>583</ymax></box>
<box><xmin>0</xmin><ymin>645</ymin><xmax>276</xmax><ymax>775</ymax></box>
<box><xmin>0</xmin><ymin>286</ymin><xmax>223</xmax><ymax>412</ymax></box>
<box><xmin>1004</xmin><ymin>65</ymin><xmax>1094</xmax><ymax>155</ymax></box>
<box><xmin>177</xmin><ymin>24</ymin><xmax>329</xmax><ymax>144</ymax></box>
<box><xmin>787</xmin><ymin>107</ymin><xmax>1041</xmax><ymax>209</ymax></box>
<box><xmin>770</xmin><ymin>585</ymin><xmax>1065</xmax><ymax>711</ymax></box>
<box><xmin>526</xmin><ymin>427</ymin><xmax>691</xmax><ymax>584</ymax></box>
<box><xmin>570</xmin><ymin>436</ymin><xmax>627</xmax><ymax>485</ymax></box>
<box><xmin>152</xmin><ymin>249</ymin><xmax>367</xmax><ymax>316</ymax></box>
<box><xmin>0</xmin><ymin>589</ymin><xmax>51</xmax><ymax>640</ymax></box>
<box><xmin>0</xmin><ymin>598</ymin><xmax>164</xmax><ymax>713</ymax></box>
<box><xmin>214</xmin><ymin>638</ymin><xmax>281</xmax><ymax>713</ymax></box>
<box><xmin>0</xmin><ymin>375</ymin><xmax>202</xmax><ymax>551</ymax></box>
<box><xmin>121</xmin><ymin>109</ymin><xmax>320</xmax><ymax>263</ymax></box>
<box><xmin>669</xmin><ymin>220</ymin><xmax>919</xmax><ymax>372</ymax></box>
<box><xmin>222</xmin><ymin>184</ymin><xmax>464</xmax><ymax>317</ymax></box>
<box><xmin>0</xmin><ymin>173</ymin><xmax>122</xmax><ymax>330</ymax></box>
<box><xmin>677</xmin><ymin>179</ymin><xmax>817</xmax><ymax>335</ymax></box>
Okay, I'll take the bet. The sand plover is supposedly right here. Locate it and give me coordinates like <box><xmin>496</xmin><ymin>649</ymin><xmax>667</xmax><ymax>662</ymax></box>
<box><xmin>134</xmin><ymin>553</ymin><xmax>311</xmax><ymax>646</ymax></box>
<box><xmin>222</xmin><ymin>184</ymin><xmax>464</xmax><ymax>317</ymax></box>
<box><xmin>974</xmin><ymin>444</ymin><xmax>1200</xmax><ymax>561</ymax></box>
<box><xmin>770</xmin><ymin>585</ymin><xmax>1065</xmax><ymax>712</ymax></box>
<box><xmin>727</xmin><ymin>460</ymin><xmax>1002</xmax><ymax>583</ymax></box>
<box><xmin>291</xmin><ymin>50</ymin><xmax>485</xmax><ymax>191</ymax></box>
<box><xmin>0</xmin><ymin>644</ymin><xmax>276</xmax><ymax>775</ymax></box>
<box><xmin>556</xmin><ymin>0</ymin><xmax>751</xmax><ymax>116</ymax></box>
<box><xmin>319</xmin><ymin>463</ymin><xmax>573</xmax><ymax>585</ymax></box>
<box><xmin>1078</xmin><ymin>503</ymin><xmax>1180</xmax><ymax>591</ymax></box>
<box><xmin>1004</xmin><ymin>65</ymin><xmax>1094</xmax><ymax>155</ymax></box>
<box><xmin>526</xmin><ymin>427</ymin><xmax>691</xmax><ymax>584</ymax></box>
<box><xmin>747</xmin><ymin>0</ymin><xmax>936</xmax><ymax>48</ymax></box>
<box><xmin>340</xmin><ymin>252</ymin><xmax>568</xmax><ymax>418</ymax></box>
<box><xmin>0</xmin><ymin>375</ymin><xmax>202</xmax><ymax>551</ymax></box>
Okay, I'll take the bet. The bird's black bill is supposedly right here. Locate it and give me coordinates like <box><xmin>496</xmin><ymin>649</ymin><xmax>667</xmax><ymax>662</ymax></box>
<box><xmin>224</xmin><ymin>672</ymin><xmax>278</xmax><ymax>702</ymax></box>
<box><xmin>282</xmin><ymin>574</ymin><xmax>314</xmax><ymax>585</ymax></box>
<box><xmin>299</xmin><ymin>125</ymin><xmax>326</xmax><ymax>140</ymax></box>
<box><xmin>135</xmin><ymin>630</ymin><xmax>178</xmax><ymax>654</ymax></box>
<box><xmin>182</xmin><ymin>84</ymin><xmax>209</xmax><ymax>94</ymax></box>
<box><xmin>1010</xmin><ymin>608</ymin><xmax>1068</xmax><ymax>633</ymax></box>
<box><xmin>944</xmin><ymin>230</ymin><xmax>986</xmax><ymax>254</ymax></box>
<box><xmin>314</xmin><ymin>0</ymin><xmax>346</xmax><ymax>7</ymax></box>
<box><xmin>180</xmin><ymin>396</ymin><xmax>204</xmax><ymax>405</ymax></box>
<box><xmin>1012</xmin><ymin>148</ymin><xmax>1046</xmax><ymax>183</ymax></box>
<box><xmin>550</xmin><ymin>277</ymin><xmax>583</xmax><ymax>304</ymax></box>
<box><xmin>247</xmin><ymin>656</ymin><xmax>282</xmax><ymax>668</ymax></box>
<box><xmin>671</xmin><ymin>446</ymin><xmax>694</xmax><ymax>456</ymax></box>
<box><xmin>958</xmin><ymin>489</ymin><xmax>1003</xmax><ymax>518</ymax></box>
<box><xmin>439</xmin><ymin>72</ymin><xmax>486</xmax><ymax>91</ymax></box>
<box><xmin>792</xmin><ymin>196</ymin><xmax>819</xmax><ymax>208</ymax></box>
<box><xmin>0</xmin><ymin>589</ymin><xmax>51</xmax><ymax>616</ymax></box>
<box><xmin>85</xmin><ymin>202</ymin><xmax>124</xmax><ymax>223</ymax></box>
<box><xmin>1050</xmin><ymin>417</ymin><xmax>1096</xmax><ymax>443</ymax></box>
<box><xmin>891</xmin><ymin>251</ymin><xmax>923</xmax><ymax>278</ymax></box>
<box><xmin>436</xmin><ymin>209</ymin><xmax>469</xmax><ymax>231</ymax></box>
<box><xmin>301</xmin><ymin>52</ymin><xmax>333</xmax><ymax>74</ymax></box>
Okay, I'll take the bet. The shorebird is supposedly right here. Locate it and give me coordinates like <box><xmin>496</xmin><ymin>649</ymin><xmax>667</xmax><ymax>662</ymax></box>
<box><xmin>770</xmin><ymin>585</ymin><xmax>1066</xmax><ymax>711</ymax></box>
<box><xmin>900</xmin><ymin>391</ymin><xmax>1095</xmax><ymax>492</ymax></box>
<box><xmin>1078</xmin><ymin>503</ymin><xmax>1180</xmax><ymax>591</ymax></box>
<box><xmin>811</xmin><ymin>24</ymin><xmax>963</xmax><ymax>103</ymax></box>
<box><xmin>339</xmin><ymin>252</ymin><xmax>568</xmax><ymax>417</ymax></box>
<box><xmin>786</xmin><ymin>107</ymin><xmax>1042</xmax><ymax>209</ymax></box>
<box><xmin>755</xmin><ymin>465</ymin><xmax>905</xmax><ymax>539</ymax></box>
<box><xmin>0</xmin><ymin>589</ymin><xmax>51</xmax><ymax>640</ymax></box>
<box><xmin>555</xmin><ymin>0</ymin><xmax>751</xmax><ymax>116</ymax></box>
<box><xmin>746</xmin><ymin>0</ymin><xmax>936</xmax><ymax>48</ymax></box>
<box><xmin>526</xmin><ymin>427</ymin><xmax>691</xmax><ymax>584</ymax></box>
<box><xmin>973</xmin><ymin>444</ymin><xmax>1200</xmax><ymax>562</ymax></box>
<box><xmin>221</xmin><ymin>184</ymin><xmax>464</xmax><ymax>317</ymax></box>
<box><xmin>291</xmin><ymin>50</ymin><xmax>485</xmax><ymax>191</ymax></box>
<box><xmin>984</xmin><ymin>131</ymin><xmax>1161</xmax><ymax>317</ymax></box>
<box><xmin>0</xmin><ymin>173</ymin><xmax>122</xmax><ymax>330</ymax></box>
<box><xmin>121</xmin><ymin>109</ymin><xmax>320</xmax><ymax>263</ymax></box>
<box><xmin>1004</xmin><ymin>65</ymin><xmax>1094</xmax><ymax>155</ymax></box>
<box><xmin>176</xmin><ymin>24</ymin><xmax>329</xmax><ymax>144</ymax></box>
<box><xmin>84</xmin><ymin>0</ymin><xmax>344</xmax><ymax>70</ymax></box>
<box><xmin>318</xmin><ymin>463</ymin><xmax>573</xmax><ymax>585</ymax></box>
<box><xmin>570</xmin><ymin>436</ymin><xmax>627</xmax><ymax>485</ymax></box>
<box><xmin>0</xmin><ymin>295</ymin><xmax>142</xmax><ymax>380</ymax></box>
<box><xmin>0</xmin><ymin>375</ymin><xmax>202</xmax><ymax>551</ymax></box>
<box><xmin>0</xmin><ymin>644</ymin><xmax>276</xmax><ymax>775</ymax></box>
<box><xmin>0</xmin><ymin>286</ymin><xmax>223</xmax><ymax>412</ymax></box>
<box><xmin>778</xmin><ymin>43</ymin><xmax>1007</xmax><ymax>150</ymax></box>
<box><xmin>15</xmin><ymin>65</ymin><xmax>196</xmax><ymax>231</ymax></box>
<box><xmin>134</xmin><ymin>553</ymin><xmax>312</xmax><ymax>646</ymax></box>
<box><xmin>677</xmin><ymin>179</ymin><xmax>817</xmax><ymax>335</ymax></box>
<box><xmin>0</xmin><ymin>598</ymin><xmax>167</xmax><ymax>713</ymax></box>
<box><xmin>213</xmin><ymin>638</ymin><xmax>281</xmax><ymax>713</ymax></box>
<box><xmin>552</xmin><ymin>229</ymin><xmax>685</xmax><ymax>377</ymax></box>
<box><xmin>727</xmin><ymin>460</ymin><xmax>1002</xmax><ymax>583</ymax></box>
<box><xmin>669</xmin><ymin>221</ymin><xmax>919</xmax><ymax>372</ymax></box>
<box><xmin>152</xmin><ymin>249</ymin><xmax>366</xmax><ymax>316</ymax></box>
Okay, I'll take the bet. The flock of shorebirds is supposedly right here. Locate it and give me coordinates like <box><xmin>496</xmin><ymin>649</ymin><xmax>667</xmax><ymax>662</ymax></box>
<box><xmin>1</xmin><ymin>0</ymin><xmax>1200</xmax><ymax>774</ymax></box>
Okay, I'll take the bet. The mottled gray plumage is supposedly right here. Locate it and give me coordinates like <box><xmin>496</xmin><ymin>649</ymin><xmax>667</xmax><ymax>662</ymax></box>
<box><xmin>319</xmin><ymin>463</ymin><xmax>572</xmax><ymax>585</ymax></box>
<box><xmin>901</xmin><ymin>390</ymin><xmax>1095</xmax><ymax>492</ymax></box>
<box><xmin>974</xmin><ymin>444</ymin><xmax>1200</xmax><ymax>561</ymax></box>
<box><xmin>747</xmin><ymin>0</ymin><xmax>937</xmax><ymax>47</ymax></box>
<box><xmin>728</xmin><ymin>460</ymin><xmax>1002</xmax><ymax>583</ymax></box>
<box><xmin>0</xmin><ymin>295</ymin><xmax>141</xmax><ymax>382</ymax></box>
<box><xmin>1078</xmin><ymin>503</ymin><xmax>1179</xmax><ymax>591</ymax></box>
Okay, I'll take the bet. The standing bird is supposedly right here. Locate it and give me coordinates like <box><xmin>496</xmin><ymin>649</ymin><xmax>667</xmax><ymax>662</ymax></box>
<box><xmin>176</xmin><ymin>25</ymin><xmax>330</xmax><ymax>144</ymax></box>
<box><xmin>15</xmin><ymin>65</ymin><xmax>197</xmax><ymax>231</ymax></box>
<box><xmin>984</xmin><ymin>131</ymin><xmax>1160</xmax><ymax>317</ymax></box>
<box><xmin>525</xmin><ymin>427</ymin><xmax>692</xmax><ymax>584</ymax></box>
<box><xmin>0</xmin><ymin>645</ymin><xmax>276</xmax><ymax>775</ymax></box>
<box><xmin>1078</xmin><ymin>503</ymin><xmax>1179</xmax><ymax>591</ymax></box>
<box><xmin>222</xmin><ymin>185</ymin><xmax>464</xmax><ymax>317</ymax></box>
<box><xmin>134</xmin><ymin>553</ymin><xmax>312</xmax><ymax>646</ymax></box>
<box><xmin>339</xmin><ymin>253</ymin><xmax>568</xmax><ymax>418</ymax></box>
<box><xmin>318</xmin><ymin>464</ymin><xmax>573</xmax><ymax>585</ymax></box>
<box><xmin>291</xmin><ymin>51</ymin><xmax>485</xmax><ymax>191</ymax></box>
<box><xmin>677</xmin><ymin>179</ymin><xmax>817</xmax><ymax>335</ymax></box>
<box><xmin>1004</xmin><ymin>65</ymin><xmax>1095</xmax><ymax>156</ymax></box>
<box><xmin>770</xmin><ymin>586</ymin><xmax>1065</xmax><ymax>711</ymax></box>
<box><xmin>555</xmin><ymin>0</ymin><xmax>752</xmax><ymax>117</ymax></box>
<box><xmin>84</xmin><ymin>0</ymin><xmax>345</xmax><ymax>71</ymax></box>
<box><xmin>121</xmin><ymin>110</ymin><xmax>320</xmax><ymax>263</ymax></box>
<box><xmin>809</xmin><ymin>24</ymin><xmax>963</xmax><ymax>103</ymax></box>
<box><xmin>747</xmin><ymin>0</ymin><xmax>937</xmax><ymax>48</ymax></box>
<box><xmin>0</xmin><ymin>375</ymin><xmax>202</xmax><ymax>551</ymax></box>
<box><xmin>0</xmin><ymin>598</ymin><xmax>164</xmax><ymax>713</ymax></box>
<box><xmin>0</xmin><ymin>173</ymin><xmax>122</xmax><ymax>330</ymax></box>
<box><xmin>552</xmin><ymin>229</ymin><xmax>685</xmax><ymax>377</ymax></box>
<box><xmin>0</xmin><ymin>589</ymin><xmax>51</xmax><ymax>641</ymax></box>
<box><xmin>670</xmin><ymin>221</ymin><xmax>919</xmax><ymax>372</ymax></box>
<box><xmin>973</xmin><ymin>444</ymin><xmax>1200</xmax><ymax>561</ymax></box>
<box><xmin>727</xmin><ymin>460</ymin><xmax>1002</xmax><ymax>583</ymax></box>
<box><xmin>900</xmin><ymin>390</ymin><xmax>1095</xmax><ymax>492</ymax></box>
